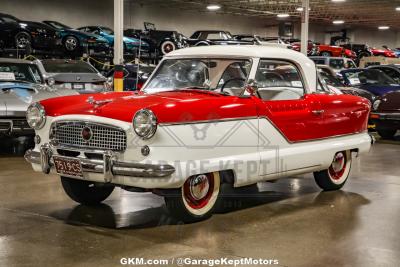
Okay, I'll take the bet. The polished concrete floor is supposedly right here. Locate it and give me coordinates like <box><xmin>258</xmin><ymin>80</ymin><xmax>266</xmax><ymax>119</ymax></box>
<box><xmin>0</xmin><ymin>135</ymin><xmax>399</xmax><ymax>267</ymax></box>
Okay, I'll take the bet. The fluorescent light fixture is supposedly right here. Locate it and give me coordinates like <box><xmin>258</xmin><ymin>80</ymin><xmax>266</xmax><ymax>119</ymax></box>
<box><xmin>333</xmin><ymin>20</ymin><xmax>345</xmax><ymax>24</ymax></box>
<box><xmin>378</xmin><ymin>26</ymin><xmax>390</xmax><ymax>30</ymax></box>
<box><xmin>332</xmin><ymin>0</ymin><xmax>346</xmax><ymax>2</ymax></box>
<box><xmin>277</xmin><ymin>13</ymin><xmax>290</xmax><ymax>18</ymax></box>
<box><xmin>296</xmin><ymin>7</ymin><xmax>311</xmax><ymax>11</ymax></box>
<box><xmin>396</xmin><ymin>7</ymin><xmax>400</xmax><ymax>11</ymax></box>
<box><xmin>207</xmin><ymin>4</ymin><xmax>221</xmax><ymax>11</ymax></box>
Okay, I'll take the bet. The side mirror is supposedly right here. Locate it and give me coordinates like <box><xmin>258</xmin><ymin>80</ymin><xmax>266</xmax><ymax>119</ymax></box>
<box><xmin>47</xmin><ymin>77</ymin><xmax>55</xmax><ymax>87</ymax></box>
<box><xmin>244</xmin><ymin>79</ymin><xmax>258</xmax><ymax>96</ymax></box>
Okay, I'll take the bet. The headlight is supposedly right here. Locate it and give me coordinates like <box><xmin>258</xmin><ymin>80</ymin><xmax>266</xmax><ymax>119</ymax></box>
<box><xmin>26</xmin><ymin>102</ymin><xmax>46</xmax><ymax>130</ymax></box>
<box><xmin>373</xmin><ymin>100</ymin><xmax>381</xmax><ymax>111</ymax></box>
<box><xmin>133</xmin><ymin>109</ymin><xmax>157</xmax><ymax>139</ymax></box>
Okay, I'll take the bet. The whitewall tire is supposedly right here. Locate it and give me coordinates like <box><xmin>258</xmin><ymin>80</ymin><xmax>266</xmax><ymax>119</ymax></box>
<box><xmin>314</xmin><ymin>151</ymin><xmax>352</xmax><ymax>191</ymax></box>
<box><xmin>164</xmin><ymin>172</ymin><xmax>221</xmax><ymax>223</ymax></box>
<box><xmin>161</xmin><ymin>41</ymin><xmax>176</xmax><ymax>55</ymax></box>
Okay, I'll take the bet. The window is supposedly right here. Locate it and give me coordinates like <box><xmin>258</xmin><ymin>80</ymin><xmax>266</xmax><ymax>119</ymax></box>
<box><xmin>144</xmin><ymin>58</ymin><xmax>251</xmax><ymax>94</ymax></box>
<box><xmin>42</xmin><ymin>61</ymin><xmax>97</xmax><ymax>73</ymax></box>
<box><xmin>255</xmin><ymin>60</ymin><xmax>305</xmax><ymax>101</ymax></box>
<box><xmin>0</xmin><ymin>63</ymin><xmax>43</xmax><ymax>83</ymax></box>
<box><xmin>378</xmin><ymin>67</ymin><xmax>400</xmax><ymax>83</ymax></box>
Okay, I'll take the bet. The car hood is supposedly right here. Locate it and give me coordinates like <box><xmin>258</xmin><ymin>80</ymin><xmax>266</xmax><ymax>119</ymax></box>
<box><xmin>64</xmin><ymin>29</ymin><xmax>108</xmax><ymax>42</ymax></box>
<box><xmin>49</xmin><ymin>73</ymin><xmax>106</xmax><ymax>83</ymax></box>
<box><xmin>377</xmin><ymin>91</ymin><xmax>400</xmax><ymax>112</ymax></box>
<box><xmin>0</xmin><ymin>82</ymin><xmax>77</xmax><ymax>116</ymax></box>
<box><xmin>40</xmin><ymin>90</ymin><xmax>257</xmax><ymax>123</ymax></box>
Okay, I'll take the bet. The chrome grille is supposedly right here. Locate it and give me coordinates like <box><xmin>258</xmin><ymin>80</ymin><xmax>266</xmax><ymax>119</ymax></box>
<box><xmin>51</xmin><ymin>121</ymin><xmax>127</xmax><ymax>151</ymax></box>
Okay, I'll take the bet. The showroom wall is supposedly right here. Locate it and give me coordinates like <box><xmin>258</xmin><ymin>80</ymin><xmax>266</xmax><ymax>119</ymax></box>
<box><xmin>1</xmin><ymin>0</ymin><xmax>399</xmax><ymax>48</ymax></box>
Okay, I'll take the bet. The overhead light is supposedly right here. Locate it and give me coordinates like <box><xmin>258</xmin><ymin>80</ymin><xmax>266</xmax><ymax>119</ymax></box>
<box><xmin>333</xmin><ymin>20</ymin><xmax>345</xmax><ymax>24</ymax></box>
<box><xmin>207</xmin><ymin>4</ymin><xmax>221</xmax><ymax>11</ymax></box>
<box><xmin>277</xmin><ymin>13</ymin><xmax>290</xmax><ymax>18</ymax></box>
<box><xmin>332</xmin><ymin>0</ymin><xmax>346</xmax><ymax>2</ymax></box>
<box><xmin>396</xmin><ymin>7</ymin><xmax>400</xmax><ymax>11</ymax></box>
<box><xmin>378</xmin><ymin>26</ymin><xmax>390</xmax><ymax>30</ymax></box>
<box><xmin>296</xmin><ymin>7</ymin><xmax>311</xmax><ymax>11</ymax></box>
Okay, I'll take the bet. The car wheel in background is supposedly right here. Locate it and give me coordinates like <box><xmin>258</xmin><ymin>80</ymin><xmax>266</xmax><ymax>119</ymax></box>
<box><xmin>15</xmin><ymin>32</ymin><xmax>31</xmax><ymax>49</ymax></box>
<box><xmin>320</xmin><ymin>51</ymin><xmax>332</xmax><ymax>57</ymax></box>
<box><xmin>164</xmin><ymin>172</ymin><xmax>221</xmax><ymax>223</ymax></box>
<box><xmin>376</xmin><ymin>128</ymin><xmax>397</xmax><ymax>139</ymax></box>
<box><xmin>64</xmin><ymin>36</ymin><xmax>79</xmax><ymax>52</ymax></box>
<box><xmin>314</xmin><ymin>150</ymin><xmax>352</xmax><ymax>191</ymax></box>
<box><xmin>61</xmin><ymin>176</ymin><xmax>115</xmax><ymax>205</ymax></box>
<box><xmin>160</xmin><ymin>40</ymin><xmax>176</xmax><ymax>55</ymax></box>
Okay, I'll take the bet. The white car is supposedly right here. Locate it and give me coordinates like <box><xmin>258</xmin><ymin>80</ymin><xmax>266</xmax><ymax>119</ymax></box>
<box><xmin>25</xmin><ymin>46</ymin><xmax>373</xmax><ymax>222</ymax></box>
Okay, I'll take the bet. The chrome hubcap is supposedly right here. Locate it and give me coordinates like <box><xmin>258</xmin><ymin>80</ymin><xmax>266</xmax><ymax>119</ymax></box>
<box><xmin>189</xmin><ymin>174</ymin><xmax>210</xmax><ymax>200</ymax></box>
<box><xmin>65</xmin><ymin>38</ymin><xmax>77</xmax><ymax>50</ymax></box>
<box><xmin>331</xmin><ymin>152</ymin><xmax>345</xmax><ymax>173</ymax></box>
<box><xmin>17</xmin><ymin>37</ymin><xmax>29</xmax><ymax>48</ymax></box>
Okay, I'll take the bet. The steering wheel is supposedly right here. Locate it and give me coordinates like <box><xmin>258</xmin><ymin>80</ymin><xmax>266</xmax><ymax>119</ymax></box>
<box><xmin>220</xmin><ymin>78</ymin><xmax>246</xmax><ymax>92</ymax></box>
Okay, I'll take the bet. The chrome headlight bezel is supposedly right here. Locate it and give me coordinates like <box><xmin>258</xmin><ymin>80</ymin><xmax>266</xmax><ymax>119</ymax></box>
<box><xmin>26</xmin><ymin>102</ymin><xmax>46</xmax><ymax>130</ymax></box>
<box><xmin>373</xmin><ymin>99</ymin><xmax>381</xmax><ymax>111</ymax></box>
<box><xmin>132</xmin><ymin>109</ymin><xmax>157</xmax><ymax>139</ymax></box>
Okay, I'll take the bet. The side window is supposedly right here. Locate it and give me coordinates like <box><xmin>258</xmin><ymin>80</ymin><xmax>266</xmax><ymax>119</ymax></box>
<box><xmin>255</xmin><ymin>60</ymin><xmax>305</xmax><ymax>101</ymax></box>
<box><xmin>217</xmin><ymin>61</ymin><xmax>252</xmax><ymax>94</ymax></box>
<box><xmin>380</xmin><ymin>68</ymin><xmax>400</xmax><ymax>83</ymax></box>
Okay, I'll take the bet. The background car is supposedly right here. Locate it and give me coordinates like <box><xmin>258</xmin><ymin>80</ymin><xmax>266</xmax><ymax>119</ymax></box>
<box><xmin>340</xmin><ymin>68</ymin><xmax>400</xmax><ymax>96</ymax></box>
<box><xmin>316</xmin><ymin>43</ymin><xmax>356</xmax><ymax>58</ymax></box>
<box><xmin>340</xmin><ymin>43</ymin><xmax>373</xmax><ymax>60</ymax></box>
<box><xmin>0</xmin><ymin>58</ymin><xmax>77</xmax><ymax>137</ymax></box>
<box><xmin>35</xmin><ymin>59</ymin><xmax>111</xmax><ymax>94</ymax></box>
<box><xmin>106</xmin><ymin>64</ymin><xmax>155</xmax><ymax>91</ymax></box>
<box><xmin>77</xmin><ymin>26</ymin><xmax>149</xmax><ymax>55</ymax></box>
<box><xmin>289</xmin><ymin>40</ymin><xmax>319</xmax><ymax>56</ymax></box>
<box><xmin>233</xmin><ymin>35</ymin><xmax>292</xmax><ymax>49</ymax></box>
<box><xmin>124</xmin><ymin>22</ymin><xmax>188</xmax><ymax>56</ymax></box>
<box><xmin>187</xmin><ymin>30</ymin><xmax>253</xmax><ymax>46</ymax></box>
<box><xmin>370</xmin><ymin>90</ymin><xmax>400</xmax><ymax>139</ymax></box>
<box><xmin>42</xmin><ymin>20</ymin><xmax>110</xmax><ymax>53</ymax></box>
<box><xmin>311</xmin><ymin>57</ymin><xmax>357</xmax><ymax>74</ymax></box>
<box><xmin>0</xmin><ymin>13</ymin><xmax>58</xmax><ymax>51</ymax></box>
<box><xmin>368</xmin><ymin>64</ymin><xmax>400</xmax><ymax>84</ymax></box>
<box><xmin>370</xmin><ymin>47</ymin><xmax>397</xmax><ymax>58</ymax></box>
<box><xmin>317</xmin><ymin>65</ymin><xmax>375</xmax><ymax>103</ymax></box>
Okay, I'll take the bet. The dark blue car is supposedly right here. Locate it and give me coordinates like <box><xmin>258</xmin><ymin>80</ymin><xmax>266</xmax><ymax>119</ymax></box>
<box><xmin>340</xmin><ymin>68</ymin><xmax>400</xmax><ymax>96</ymax></box>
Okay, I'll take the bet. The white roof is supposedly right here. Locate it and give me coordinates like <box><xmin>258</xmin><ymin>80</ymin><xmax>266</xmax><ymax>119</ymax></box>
<box><xmin>166</xmin><ymin>45</ymin><xmax>318</xmax><ymax>92</ymax></box>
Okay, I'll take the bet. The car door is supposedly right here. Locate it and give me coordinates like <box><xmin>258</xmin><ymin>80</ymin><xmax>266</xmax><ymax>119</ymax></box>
<box><xmin>254</xmin><ymin>59</ymin><xmax>325</xmax><ymax>176</ymax></box>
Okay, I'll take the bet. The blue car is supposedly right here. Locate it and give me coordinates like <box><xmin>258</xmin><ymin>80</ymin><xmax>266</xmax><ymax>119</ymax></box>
<box><xmin>43</xmin><ymin>20</ymin><xmax>110</xmax><ymax>53</ymax></box>
<box><xmin>77</xmin><ymin>26</ymin><xmax>149</xmax><ymax>55</ymax></box>
<box><xmin>340</xmin><ymin>68</ymin><xmax>400</xmax><ymax>96</ymax></box>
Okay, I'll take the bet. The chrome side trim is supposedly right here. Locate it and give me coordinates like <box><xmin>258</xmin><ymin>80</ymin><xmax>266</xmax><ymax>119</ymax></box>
<box><xmin>159</xmin><ymin>116</ymin><xmax>259</xmax><ymax>126</ymax></box>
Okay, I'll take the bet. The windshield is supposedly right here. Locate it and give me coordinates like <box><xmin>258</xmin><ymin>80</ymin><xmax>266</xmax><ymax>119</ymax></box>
<box><xmin>318</xmin><ymin>69</ymin><xmax>343</xmax><ymax>87</ymax></box>
<box><xmin>328</xmin><ymin>59</ymin><xmax>345</xmax><ymax>70</ymax></box>
<box><xmin>42</xmin><ymin>61</ymin><xmax>97</xmax><ymax>73</ymax></box>
<box><xmin>0</xmin><ymin>63</ymin><xmax>43</xmax><ymax>83</ymax></box>
<box><xmin>143</xmin><ymin>58</ymin><xmax>252</xmax><ymax>93</ymax></box>
<box><xmin>101</xmin><ymin>27</ymin><xmax>114</xmax><ymax>35</ymax></box>
<box><xmin>344</xmin><ymin>69</ymin><xmax>398</xmax><ymax>86</ymax></box>
<box><xmin>47</xmin><ymin>21</ymin><xmax>71</xmax><ymax>30</ymax></box>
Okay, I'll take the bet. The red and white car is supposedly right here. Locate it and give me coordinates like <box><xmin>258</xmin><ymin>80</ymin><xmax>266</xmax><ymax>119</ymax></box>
<box><xmin>25</xmin><ymin>46</ymin><xmax>373</xmax><ymax>222</ymax></box>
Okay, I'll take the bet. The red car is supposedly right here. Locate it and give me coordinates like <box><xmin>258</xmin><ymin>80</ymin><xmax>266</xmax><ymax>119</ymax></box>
<box><xmin>370</xmin><ymin>47</ymin><xmax>397</xmax><ymax>58</ymax></box>
<box><xmin>318</xmin><ymin>44</ymin><xmax>357</xmax><ymax>58</ymax></box>
<box><xmin>290</xmin><ymin>41</ymin><xmax>319</xmax><ymax>56</ymax></box>
<box><xmin>24</xmin><ymin>46</ymin><xmax>373</xmax><ymax>222</ymax></box>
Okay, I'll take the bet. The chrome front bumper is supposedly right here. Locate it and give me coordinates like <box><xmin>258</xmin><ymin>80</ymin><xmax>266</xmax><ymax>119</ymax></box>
<box><xmin>24</xmin><ymin>144</ymin><xmax>175</xmax><ymax>182</ymax></box>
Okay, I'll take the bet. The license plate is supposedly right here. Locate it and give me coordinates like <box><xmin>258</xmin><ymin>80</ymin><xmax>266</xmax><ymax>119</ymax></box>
<box><xmin>73</xmin><ymin>83</ymin><xmax>85</xmax><ymax>89</ymax></box>
<box><xmin>53</xmin><ymin>156</ymin><xmax>83</xmax><ymax>178</ymax></box>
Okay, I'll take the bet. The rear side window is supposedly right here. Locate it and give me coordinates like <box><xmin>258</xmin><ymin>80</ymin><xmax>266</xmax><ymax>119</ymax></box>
<box><xmin>255</xmin><ymin>60</ymin><xmax>305</xmax><ymax>101</ymax></box>
<box><xmin>43</xmin><ymin>61</ymin><xmax>97</xmax><ymax>73</ymax></box>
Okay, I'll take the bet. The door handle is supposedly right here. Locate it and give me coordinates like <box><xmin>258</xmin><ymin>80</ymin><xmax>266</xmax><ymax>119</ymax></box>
<box><xmin>312</xmin><ymin>110</ymin><xmax>325</xmax><ymax>115</ymax></box>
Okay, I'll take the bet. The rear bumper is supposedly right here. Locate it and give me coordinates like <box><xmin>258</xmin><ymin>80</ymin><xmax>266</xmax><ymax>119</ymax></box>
<box><xmin>24</xmin><ymin>143</ymin><xmax>176</xmax><ymax>183</ymax></box>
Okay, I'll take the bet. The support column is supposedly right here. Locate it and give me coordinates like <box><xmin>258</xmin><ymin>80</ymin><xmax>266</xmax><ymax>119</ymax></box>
<box><xmin>113</xmin><ymin>0</ymin><xmax>124</xmax><ymax>91</ymax></box>
<box><xmin>300</xmin><ymin>0</ymin><xmax>310</xmax><ymax>56</ymax></box>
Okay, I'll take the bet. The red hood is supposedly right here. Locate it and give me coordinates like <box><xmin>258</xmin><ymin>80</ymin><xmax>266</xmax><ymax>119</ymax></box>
<box><xmin>40</xmin><ymin>90</ymin><xmax>258</xmax><ymax>123</ymax></box>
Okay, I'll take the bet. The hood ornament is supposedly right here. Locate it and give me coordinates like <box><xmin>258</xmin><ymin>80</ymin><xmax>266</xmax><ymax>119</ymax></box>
<box><xmin>86</xmin><ymin>96</ymin><xmax>112</xmax><ymax>108</ymax></box>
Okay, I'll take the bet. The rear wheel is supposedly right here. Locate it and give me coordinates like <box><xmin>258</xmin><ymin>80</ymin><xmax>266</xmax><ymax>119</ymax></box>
<box><xmin>164</xmin><ymin>172</ymin><xmax>221</xmax><ymax>223</ymax></box>
<box><xmin>376</xmin><ymin>128</ymin><xmax>397</xmax><ymax>139</ymax></box>
<box><xmin>15</xmin><ymin>32</ymin><xmax>31</xmax><ymax>49</ymax></box>
<box><xmin>61</xmin><ymin>177</ymin><xmax>114</xmax><ymax>205</ymax></box>
<box><xmin>314</xmin><ymin>151</ymin><xmax>352</xmax><ymax>191</ymax></box>
<box><xmin>63</xmin><ymin>36</ymin><xmax>79</xmax><ymax>52</ymax></box>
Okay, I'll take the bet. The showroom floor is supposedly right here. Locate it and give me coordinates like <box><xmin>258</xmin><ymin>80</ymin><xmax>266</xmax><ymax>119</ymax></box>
<box><xmin>0</xmin><ymin>135</ymin><xmax>399</xmax><ymax>267</ymax></box>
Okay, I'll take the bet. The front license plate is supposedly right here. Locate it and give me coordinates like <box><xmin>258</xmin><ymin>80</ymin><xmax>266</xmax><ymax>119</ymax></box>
<box><xmin>53</xmin><ymin>156</ymin><xmax>83</xmax><ymax>178</ymax></box>
<box><xmin>73</xmin><ymin>83</ymin><xmax>85</xmax><ymax>89</ymax></box>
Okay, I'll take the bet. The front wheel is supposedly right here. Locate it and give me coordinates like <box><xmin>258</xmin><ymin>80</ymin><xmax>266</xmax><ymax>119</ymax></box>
<box><xmin>63</xmin><ymin>36</ymin><xmax>79</xmax><ymax>52</ymax></box>
<box><xmin>164</xmin><ymin>172</ymin><xmax>221</xmax><ymax>223</ymax></box>
<box><xmin>314</xmin><ymin>151</ymin><xmax>352</xmax><ymax>191</ymax></box>
<box><xmin>160</xmin><ymin>40</ymin><xmax>176</xmax><ymax>55</ymax></box>
<box><xmin>61</xmin><ymin>177</ymin><xmax>114</xmax><ymax>205</ymax></box>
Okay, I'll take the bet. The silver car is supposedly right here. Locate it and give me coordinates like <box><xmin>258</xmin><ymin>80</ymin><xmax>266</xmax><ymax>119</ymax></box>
<box><xmin>0</xmin><ymin>58</ymin><xmax>77</xmax><ymax>137</ymax></box>
<box><xmin>35</xmin><ymin>59</ymin><xmax>111</xmax><ymax>94</ymax></box>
